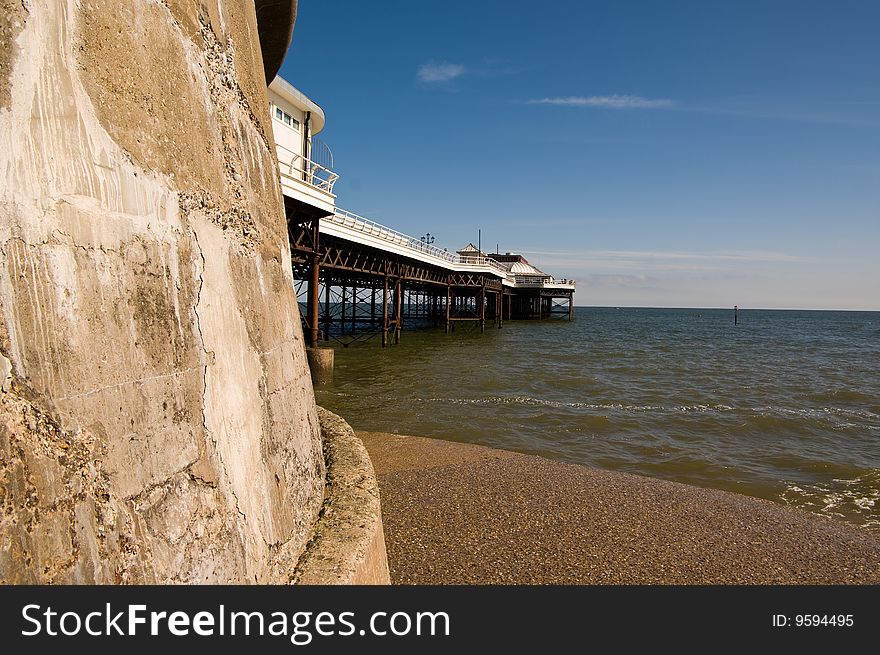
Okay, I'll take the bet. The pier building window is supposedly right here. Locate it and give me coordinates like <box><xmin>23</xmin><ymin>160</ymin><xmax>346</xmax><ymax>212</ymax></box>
<box><xmin>274</xmin><ymin>106</ymin><xmax>300</xmax><ymax>130</ymax></box>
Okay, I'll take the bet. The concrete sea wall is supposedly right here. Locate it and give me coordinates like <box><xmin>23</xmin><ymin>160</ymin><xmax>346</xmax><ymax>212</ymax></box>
<box><xmin>293</xmin><ymin>408</ymin><xmax>390</xmax><ymax>585</ymax></box>
<box><xmin>0</xmin><ymin>0</ymin><xmax>327</xmax><ymax>583</ymax></box>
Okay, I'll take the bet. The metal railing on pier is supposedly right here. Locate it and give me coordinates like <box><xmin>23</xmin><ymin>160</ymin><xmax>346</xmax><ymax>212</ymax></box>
<box><xmin>457</xmin><ymin>256</ymin><xmax>510</xmax><ymax>275</ymax></box>
<box><xmin>330</xmin><ymin>208</ymin><xmax>457</xmax><ymax>263</ymax></box>
<box><xmin>276</xmin><ymin>143</ymin><xmax>339</xmax><ymax>195</ymax></box>
<box><xmin>512</xmin><ymin>278</ymin><xmax>577</xmax><ymax>288</ymax></box>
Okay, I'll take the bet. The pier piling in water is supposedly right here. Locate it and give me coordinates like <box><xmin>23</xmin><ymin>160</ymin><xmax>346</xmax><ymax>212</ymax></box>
<box><xmin>308</xmin><ymin>253</ymin><xmax>320</xmax><ymax>347</ymax></box>
<box><xmin>380</xmin><ymin>277</ymin><xmax>388</xmax><ymax>347</ymax></box>
<box><xmin>306</xmin><ymin>347</ymin><xmax>334</xmax><ymax>385</ymax></box>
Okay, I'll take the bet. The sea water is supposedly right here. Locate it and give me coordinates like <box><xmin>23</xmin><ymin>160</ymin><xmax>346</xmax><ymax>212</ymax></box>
<box><xmin>314</xmin><ymin>307</ymin><xmax>880</xmax><ymax>531</ymax></box>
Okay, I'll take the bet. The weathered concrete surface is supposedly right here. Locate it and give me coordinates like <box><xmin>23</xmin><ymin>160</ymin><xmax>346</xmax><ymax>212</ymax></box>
<box><xmin>0</xmin><ymin>0</ymin><xmax>28</xmax><ymax>111</ymax></box>
<box><xmin>360</xmin><ymin>431</ymin><xmax>880</xmax><ymax>584</ymax></box>
<box><xmin>305</xmin><ymin>347</ymin><xmax>334</xmax><ymax>386</ymax></box>
<box><xmin>0</xmin><ymin>0</ymin><xmax>324</xmax><ymax>583</ymax></box>
<box><xmin>293</xmin><ymin>409</ymin><xmax>390</xmax><ymax>585</ymax></box>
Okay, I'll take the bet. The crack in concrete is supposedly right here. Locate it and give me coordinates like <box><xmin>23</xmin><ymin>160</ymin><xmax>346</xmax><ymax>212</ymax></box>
<box><xmin>55</xmin><ymin>366</ymin><xmax>202</xmax><ymax>403</ymax></box>
<box><xmin>187</xmin><ymin>466</ymin><xmax>218</xmax><ymax>488</ymax></box>
<box><xmin>188</xmin><ymin>224</ymin><xmax>250</xmax><ymax>532</ymax></box>
<box><xmin>50</xmin><ymin>227</ymin><xmax>124</xmax><ymax>256</ymax></box>
<box><xmin>1</xmin><ymin>234</ymin><xmax>115</xmax><ymax>256</ymax></box>
<box><xmin>125</xmin><ymin>455</ymin><xmax>200</xmax><ymax>503</ymax></box>
<box><xmin>265</xmin><ymin>378</ymin><xmax>309</xmax><ymax>400</ymax></box>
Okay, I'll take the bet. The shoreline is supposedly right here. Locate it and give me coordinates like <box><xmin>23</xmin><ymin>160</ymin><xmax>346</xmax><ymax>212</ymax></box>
<box><xmin>358</xmin><ymin>430</ymin><xmax>880</xmax><ymax>584</ymax></box>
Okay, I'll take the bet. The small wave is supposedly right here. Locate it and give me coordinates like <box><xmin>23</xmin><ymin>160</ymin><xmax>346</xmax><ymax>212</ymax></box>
<box><xmin>817</xmin><ymin>406</ymin><xmax>880</xmax><ymax>420</ymax></box>
<box><xmin>809</xmin><ymin>388</ymin><xmax>877</xmax><ymax>405</ymax></box>
<box><xmin>747</xmin><ymin>405</ymin><xmax>879</xmax><ymax>431</ymax></box>
<box><xmin>673</xmin><ymin>404</ymin><xmax>735</xmax><ymax>413</ymax></box>
<box><xmin>420</xmin><ymin>395</ymin><xmax>654</xmax><ymax>411</ymax></box>
<box><xmin>780</xmin><ymin>470</ymin><xmax>880</xmax><ymax>530</ymax></box>
<box><xmin>420</xmin><ymin>396</ymin><xmax>739</xmax><ymax>415</ymax></box>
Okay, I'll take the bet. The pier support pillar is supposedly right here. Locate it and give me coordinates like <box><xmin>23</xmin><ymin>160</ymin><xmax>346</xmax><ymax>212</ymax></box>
<box><xmin>340</xmin><ymin>285</ymin><xmax>347</xmax><ymax>335</ymax></box>
<box><xmin>351</xmin><ymin>283</ymin><xmax>357</xmax><ymax>334</ymax></box>
<box><xmin>307</xmin><ymin>255</ymin><xmax>320</xmax><ymax>347</ymax></box>
<box><xmin>323</xmin><ymin>280</ymin><xmax>331</xmax><ymax>342</ymax></box>
<box><xmin>399</xmin><ymin>282</ymin><xmax>405</xmax><ymax>335</ymax></box>
<box><xmin>382</xmin><ymin>276</ymin><xmax>388</xmax><ymax>348</ymax></box>
<box><xmin>445</xmin><ymin>284</ymin><xmax>451</xmax><ymax>333</ymax></box>
<box><xmin>479</xmin><ymin>286</ymin><xmax>486</xmax><ymax>334</ymax></box>
<box><xmin>306</xmin><ymin>347</ymin><xmax>334</xmax><ymax>386</ymax></box>
<box><xmin>394</xmin><ymin>278</ymin><xmax>402</xmax><ymax>344</ymax></box>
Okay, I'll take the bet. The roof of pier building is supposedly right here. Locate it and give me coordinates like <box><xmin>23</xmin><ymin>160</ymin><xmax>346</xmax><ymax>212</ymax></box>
<box><xmin>508</xmin><ymin>261</ymin><xmax>550</xmax><ymax>278</ymax></box>
<box><xmin>456</xmin><ymin>243</ymin><xmax>484</xmax><ymax>257</ymax></box>
<box><xmin>269</xmin><ymin>76</ymin><xmax>326</xmax><ymax>135</ymax></box>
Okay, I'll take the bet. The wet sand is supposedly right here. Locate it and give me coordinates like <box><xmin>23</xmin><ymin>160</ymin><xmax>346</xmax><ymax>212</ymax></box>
<box><xmin>358</xmin><ymin>431</ymin><xmax>880</xmax><ymax>584</ymax></box>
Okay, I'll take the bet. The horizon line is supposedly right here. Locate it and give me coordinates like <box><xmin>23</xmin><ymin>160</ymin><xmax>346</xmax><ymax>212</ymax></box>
<box><xmin>573</xmin><ymin>305</ymin><xmax>880</xmax><ymax>312</ymax></box>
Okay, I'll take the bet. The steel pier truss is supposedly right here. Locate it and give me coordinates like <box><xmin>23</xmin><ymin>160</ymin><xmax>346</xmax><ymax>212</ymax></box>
<box><xmin>287</xmin><ymin>210</ymin><xmax>571</xmax><ymax>347</ymax></box>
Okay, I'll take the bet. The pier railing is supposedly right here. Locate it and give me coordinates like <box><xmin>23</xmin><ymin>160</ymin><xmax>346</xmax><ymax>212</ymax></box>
<box><xmin>330</xmin><ymin>209</ymin><xmax>457</xmax><ymax>263</ymax></box>
<box><xmin>276</xmin><ymin>143</ymin><xmax>339</xmax><ymax>195</ymax></box>
<box><xmin>321</xmin><ymin>208</ymin><xmax>572</xmax><ymax>284</ymax></box>
<box><xmin>513</xmin><ymin>278</ymin><xmax>577</xmax><ymax>288</ymax></box>
<box><xmin>511</xmin><ymin>278</ymin><xmax>550</xmax><ymax>287</ymax></box>
<box><xmin>458</xmin><ymin>256</ymin><xmax>510</xmax><ymax>275</ymax></box>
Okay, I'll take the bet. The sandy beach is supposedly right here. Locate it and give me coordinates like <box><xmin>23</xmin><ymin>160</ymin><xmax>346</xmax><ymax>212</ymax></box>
<box><xmin>358</xmin><ymin>431</ymin><xmax>880</xmax><ymax>584</ymax></box>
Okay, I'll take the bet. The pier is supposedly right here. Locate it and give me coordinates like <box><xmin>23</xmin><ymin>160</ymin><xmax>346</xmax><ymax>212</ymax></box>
<box><xmin>270</xmin><ymin>77</ymin><xmax>575</xmax><ymax>348</ymax></box>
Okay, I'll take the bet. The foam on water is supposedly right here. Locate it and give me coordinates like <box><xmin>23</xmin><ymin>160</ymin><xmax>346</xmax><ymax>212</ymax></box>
<box><xmin>781</xmin><ymin>471</ymin><xmax>880</xmax><ymax>529</ymax></box>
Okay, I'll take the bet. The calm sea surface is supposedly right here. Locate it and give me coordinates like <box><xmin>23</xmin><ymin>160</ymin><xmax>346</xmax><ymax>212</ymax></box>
<box><xmin>314</xmin><ymin>307</ymin><xmax>880</xmax><ymax>531</ymax></box>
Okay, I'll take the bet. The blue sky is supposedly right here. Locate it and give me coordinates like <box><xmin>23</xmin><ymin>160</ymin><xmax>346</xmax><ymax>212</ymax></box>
<box><xmin>278</xmin><ymin>1</ymin><xmax>879</xmax><ymax>309</ymax></box>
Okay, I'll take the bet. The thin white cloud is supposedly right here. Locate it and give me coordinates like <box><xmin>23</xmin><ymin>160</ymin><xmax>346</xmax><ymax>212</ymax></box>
<box><xmin>512</xmin><ymin>249</ymin><xmax>807</xmax><ymax>263</ymax></box>
<box><xmin>590</xmin><ymin>250</ymin><xmax>808</xmax><ymax>263</ymax></box>
<box><xmin>418</xmin><ymin>62</ymin><xmax>465</xmax><ymax>83</ymax></box>
<box><xmin>528</xmin><ymin>95</ymin><xmax>676</xmax><ymax>109</ymax></box>
<box><xmin>510</xmin><ymin>249</ymin><xmax>809</xmax><ymax>275</ymax></box>
<box><xmin>525</xmin><ymin>95</ymin><xmax>879</xmax><ymax>126</ymax></box>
